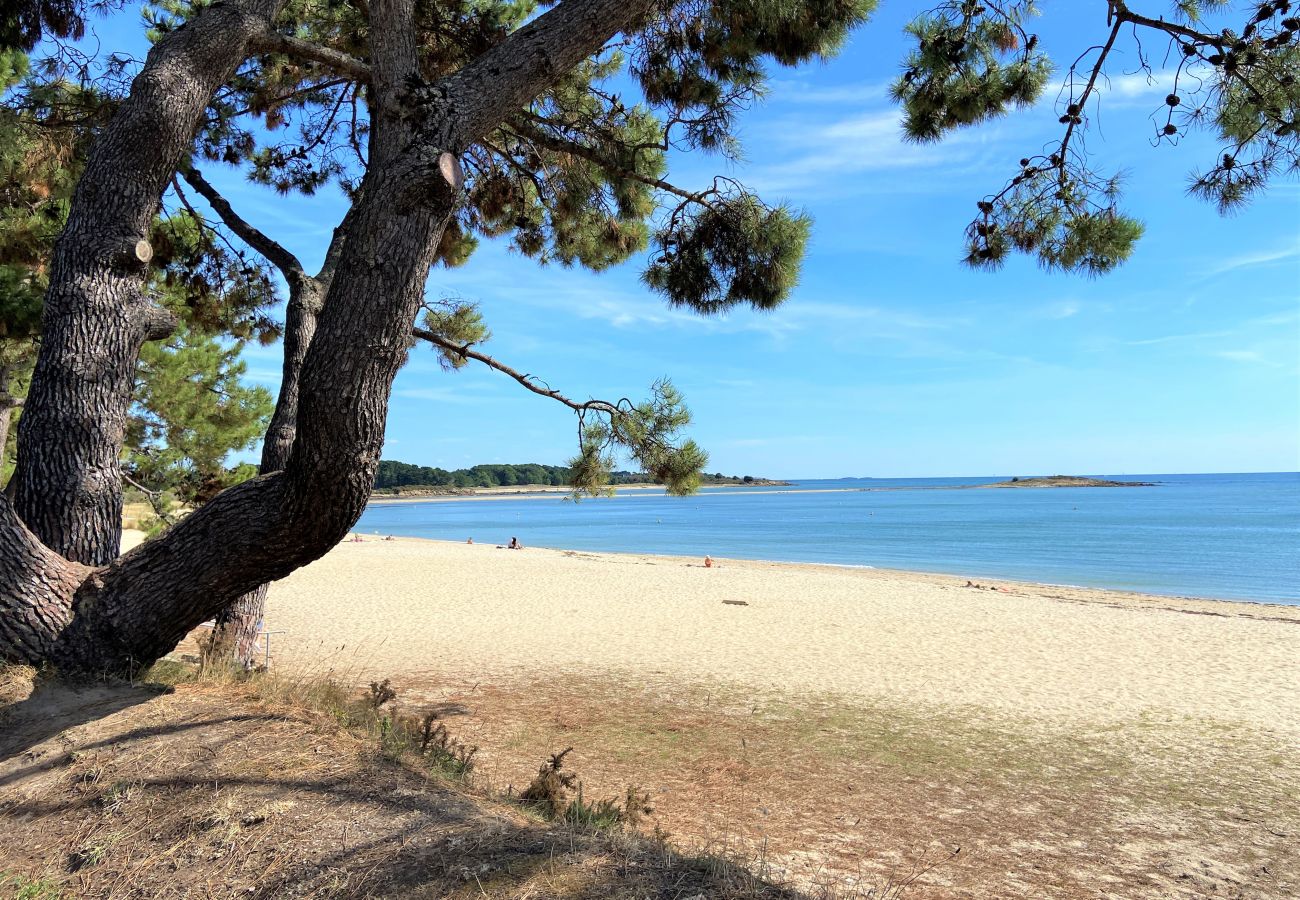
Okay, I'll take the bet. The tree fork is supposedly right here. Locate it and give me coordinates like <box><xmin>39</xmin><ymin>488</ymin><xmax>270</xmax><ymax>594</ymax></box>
<box><xmin>1</xmin><ymin>0</ymin><xmax>666</xmax><ymax>675</ymax></box>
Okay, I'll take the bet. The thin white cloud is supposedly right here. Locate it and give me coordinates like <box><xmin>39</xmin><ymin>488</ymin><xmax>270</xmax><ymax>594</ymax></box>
<box><xmin>244</xmin><ymin>368</ymin><xmax>283</xmax><ymax>384</ymax></box>
<box><xmin>392</xmin><ymin>386</ymin><xmax>490</xmax><ymax>405</ymax></box>
<box><xmin>1204</xmin><ymin>237</ymin><xmax>1300</xmax><ymax>277</ymax></box>
<box><xmin>783</xmin><ymin>301</ymin><xmax>970</xmax><ymax>331</ymax></box>
<box><xmin>766</xmin><ymin>78</ymin><xmax>890</xmax><ymax>106</ymax></box>
<box><xmin>1214</xmin><ymin>349</ymin><xmax>1264</xmax><ymax>363</ymax></box>
<box><xmin>1128</xmin><ymin>329</ymin><xmax>1235</xmax><ymax>346</ymax></box>
<box><xmin>746</xmin><ymin>107</ymin><xmax>1002</xmax><ymax>195</ymax></box>
<box><xmin>1036</xmin><ymin>300</ymin><xmax>1081</xmax><ymax>320</ymax></box>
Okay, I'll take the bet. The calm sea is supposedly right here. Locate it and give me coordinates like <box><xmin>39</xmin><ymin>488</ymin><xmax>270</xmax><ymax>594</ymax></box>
<box><xmin>354</xmin><ymin>472</ymin><xmax>1300</xmax><ymax>605</ymax></box>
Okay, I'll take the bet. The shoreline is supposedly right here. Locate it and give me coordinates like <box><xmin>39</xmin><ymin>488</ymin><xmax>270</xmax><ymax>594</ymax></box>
<box><xmin>345</xmin><ymin>532</ymin><xmax>1297</xmax><ymax>609</ymax></box>
<box><xmin>367</xmin><ymin>482</ymin><xmax>791</xmax><ymax>502</ymax></box>
<box><xmin>252</xmin><ymin>532</ymin><xmax>1299</xmax><ymax>735</ymax></box>
<box><xmin>366</xmin><ymin>476</ymin><xmax>1166</xmax><ymax>505</ymax></box>
<box><xmin>353</xmin><ymin>533</ymin><xmax>1300</xmax><ymax>614</ymax></box>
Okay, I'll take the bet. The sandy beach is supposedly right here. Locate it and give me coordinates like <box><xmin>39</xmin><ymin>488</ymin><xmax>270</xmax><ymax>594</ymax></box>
<box><xmin>255</xmin><ymin>535</ymin><xmax>1299</xmax><ymax>734</ymax></box>
<box><xmin>122</xmin><ymin>531</ymin><xmax>1300</xmax><ymax>893</ymax></box>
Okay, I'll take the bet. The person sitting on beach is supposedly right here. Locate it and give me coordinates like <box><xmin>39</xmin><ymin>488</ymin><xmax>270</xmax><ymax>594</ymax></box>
<box><xmin>508</xmin><ymin>537</ymin><xmax>522</xmax><ymax>550</ymax></box>
<box><xmin>704</xmin><ymin>555</ymin><xmax>713</xmax><ymax>568</ymax></box>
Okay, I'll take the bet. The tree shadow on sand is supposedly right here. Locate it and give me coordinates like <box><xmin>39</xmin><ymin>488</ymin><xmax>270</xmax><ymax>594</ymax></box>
<box><xmin>0</xmin><ymin>679</ymin><xmax>172</xmax><ymax>762</ymax></box>
<box><xmin>0</xmin><ymin>680</ymin><xmax>821</xmax><ymax>899</ymax></box>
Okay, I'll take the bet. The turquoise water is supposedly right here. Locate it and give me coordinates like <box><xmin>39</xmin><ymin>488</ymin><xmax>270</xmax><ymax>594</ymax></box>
<box><xmin>355</xmin><ymin>472</ymin><xmax>1300</xmax><ymax>605</ymax></box>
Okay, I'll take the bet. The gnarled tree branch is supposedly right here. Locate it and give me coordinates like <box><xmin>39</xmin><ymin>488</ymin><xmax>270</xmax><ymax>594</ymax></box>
<box><xmin>181</xmin><ymin>165</ymin><xmax>306</xmax><ymax>280</ymax></box>
<box><xmin>412</xmin><ymin>326</ymin><xmax>619</xmax><ymax>417</ymax></box>
<box><xmin>434</xmin><ymin>0</ymin><xmax>657</xmax><ymax>150</ymax></box>
<box><xmin>507</xmin><ymin>115</ymin><xmax>707</xmax><ymax>204</ymax></box>
<box><xmin>249</xmin><ymin>31</ymin><xmax>372</xmax><ymax>81</ymax></box>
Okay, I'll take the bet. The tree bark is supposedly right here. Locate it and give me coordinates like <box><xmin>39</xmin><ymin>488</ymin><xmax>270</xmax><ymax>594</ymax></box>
<box><xmin>183</xmin><ymin>163</ymin><xmax>347</xmax><ymax>666</ymax></box>
<box><xmin>0</xmin><ymin>0</ymin><xmax>659</xmax><ymax>675</ymax></box>
<box><xmin>205</xmin><ymin>275</ymin><xmax>323</xmax><ymax>665</ymax></box>
<box><xmin>0</xmin><ymin>493</ymin><xmax>87</xmax><ymax>667</ymax></box>
<box><xmin>10</xmin><ymin>0</ymin><xmax>286</xmax><ymax>565</ymax></box>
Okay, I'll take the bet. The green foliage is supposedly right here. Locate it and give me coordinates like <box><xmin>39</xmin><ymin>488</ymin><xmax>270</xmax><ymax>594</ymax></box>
<box><xmin>644</xmin><ymin>194</ymin><xmax>810</xmax><ymax>313</ymax></box>
<box><xmin>417</xmin><ymin>712</ymin><xmax>478</xmax><ymax>779</ymax></box>
<box><xmin>418</xmin><ymin>300</ymin><xmax>490</xmax><ymax>370</ymax></box>
<box><xmin>634</xmin><ymin>0</ymin><xmax>877</xmax><ymax>152</ymax></box>
<box><xmin>1187</xmin><ymin>34</ymin><xmax>1300</xmax><ymax>213</ymax></box>
<box><xmin>0</xmin><ymin>0</ymin><xmax>87</xmax><ymax>53</ymax></box>
<box><xmin>892</xmin><ymin>2</ymin><xmax>1051</xmax><ymax>142</ymax></box>
<box><xmin>898</xmin><ymin>1</ymin><xmax>1300</xmax><ymax>272</ymax></box>
<box><xmin>1176</xmin><ymin>1</ymin><xmax>1237</xmax><ymax>23</ymax></box>
<box><xmin>562</xmin><ymin>784</ymin><xmax>626</xmax><ymax>830</ymax></box>
<box><xmin>964</xmin><ymin>165</ymin><xmax>1145</xmax><ymax>275</ymax></box>
<box><xmin>563</xmin><ymin>783</ymin><xmax>654</xmax><ymax>831</ymax></box>
<box><xmin>149</xmin><ymin>209</ymin><xmax>281</xmax><ymax>343</ymax></box>
<box><xmin>0</xmin><ymin>871</ymin><xmax>63</xmax><ymax>900</ymax></box>
<box><xmin>126</xmin><ymin>324</ymin><xmax>273</xmax><ymax>507</ymax></box>
<box><xmin>374</xmin><ymin>460</ymin><xmax>575</xmax><ymax>490</ymax></box>
<box><xmin>567</xmin><ymin>379</ymin><xmax>707</xmax><ymax>498</ymax></box>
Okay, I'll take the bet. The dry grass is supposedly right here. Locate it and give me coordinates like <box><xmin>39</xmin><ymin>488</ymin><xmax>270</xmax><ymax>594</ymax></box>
<box><xmin>0</xmin><ymin>664</ymin><xmax>37</xmax><ymax>708</ymax></box>
<box><xmin>0</xmin><ymin>662</ymin><xmax>919</xmax><ymax>899</ymax></box>
<box><xmin>393</xmin><ymin>672</ymin><xmax>1300</xmax><ymax>898</ymax></box>
<box><xmin>4</xmin><ymin>654</ymin><xmax>1296</xmax><ymax>898</ymax></box>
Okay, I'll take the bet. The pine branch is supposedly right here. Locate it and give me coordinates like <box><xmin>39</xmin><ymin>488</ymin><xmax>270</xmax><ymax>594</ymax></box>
<box><xmin>1110</xmin><ymin>2</ymin><xmax>1224</xmax><ymax>48</ymax></box>
<box><xmin>436</xmin><ymin>0</ymin><xmax>657</xmax><ymax>149</ymax></box>
<box><xmin>181</xmin><ymin>165</ymin><xmax>306</xmax><ymax>280</ymax></box>
<box><xmin>507</xmin><ymin>116</ymin><xmax>708</xmax><ymax>204</ymax></box>
<box><xmin>250</xmin><ymin>32</ymin><xmax>372</xmax><ymax>81</ymax></box>
<box><xmin>410</xmin><ymin>326</ymin><xmax>619</xmax><ymax>416</ymax></box>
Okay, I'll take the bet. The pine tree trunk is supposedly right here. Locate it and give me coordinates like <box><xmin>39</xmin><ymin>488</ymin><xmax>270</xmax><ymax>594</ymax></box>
<box><xmin>0</xmin><ymin>0</ymin><xmax>656</xmax><ymax>676</ymax></box>
<box><xmin>204</xmin><ymin>583</ymin><xmax>267</xmax><ymax>667</ymax></box>
<box><xmin>206</xmin><ymin>277</ymin><xmax>321</xmax><ymax>666</ymax></box>
<box><xmin>9</xmin><ymin>0</ymin><xmax>285</xmax><ymax>565</ymax></box>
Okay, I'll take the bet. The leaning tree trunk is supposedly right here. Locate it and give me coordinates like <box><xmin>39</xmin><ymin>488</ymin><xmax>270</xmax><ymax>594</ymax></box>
<box><xmin>0</xmin><ymin>0</ymin><xmax>656</xmax><ymax>676</ymax></box>
<box><xmin>183</xmin><ymin>159</ymin><xmax>362</xmax><ymax>667</ymax></box>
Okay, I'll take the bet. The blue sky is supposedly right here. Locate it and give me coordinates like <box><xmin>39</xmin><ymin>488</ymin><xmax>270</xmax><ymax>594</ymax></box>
<box><xmin>91</xmin><ymin>4</ymin><xmax>1300</xmax><ymax>477</ymax></box>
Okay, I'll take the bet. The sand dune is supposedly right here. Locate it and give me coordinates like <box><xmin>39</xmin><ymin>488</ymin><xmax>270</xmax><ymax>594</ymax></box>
<box><xmin>257</xmin><ymin>536</ymin><xmax>1300</xmax><ymax>735</ymax></box>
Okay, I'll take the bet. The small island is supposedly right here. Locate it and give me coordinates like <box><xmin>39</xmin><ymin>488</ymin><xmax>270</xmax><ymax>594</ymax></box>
<box><xmin>979</xmin><ymin>475</ymin><xmax>1157</xmax><ymax>489</ymax></box>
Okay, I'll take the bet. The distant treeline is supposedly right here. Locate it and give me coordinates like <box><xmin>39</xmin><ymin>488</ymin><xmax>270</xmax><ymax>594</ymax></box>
<box><xmin>373</xmin><ymin>459</ymin><xmax>771</xmax><ymax>491</ymax></box>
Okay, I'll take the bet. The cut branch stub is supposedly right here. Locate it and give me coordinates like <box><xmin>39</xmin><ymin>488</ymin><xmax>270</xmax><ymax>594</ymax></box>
<box><xmin>137</xmin><ymin>303</ymin><xmax>179</xmax><ymax>341</ymax></box>
<box><xmin>113</xmin><ymin>239</ymin><xmax>153</xmax><ymax>270</ymax></box>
